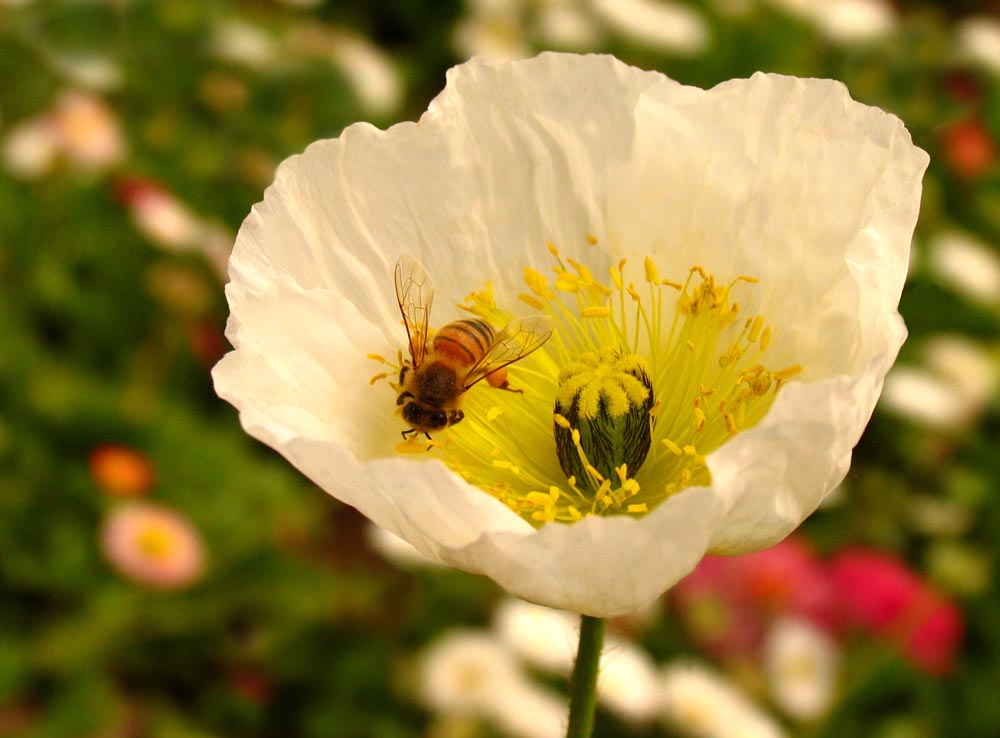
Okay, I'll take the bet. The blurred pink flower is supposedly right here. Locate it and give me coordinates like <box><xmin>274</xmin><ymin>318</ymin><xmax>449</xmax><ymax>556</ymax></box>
<box><xmin>2</xmin><ymin>90</ymin><xmax>125</xmax><ymax>178</ymax></box>
<box><xmin>53</xmin><ymin>90</ymin><xmax>126</xmax><ymax>169</ymax></box>
<box><xmin>100</xmin><ymin>502</ymin><xmax>206</xmax><ymax>589</ymax></box>
<box><xmin>829</xmin><ymin>548</ymin><xmax>964</xmax><ymax>675</ymax></box>
<box><xmin>674</xmin><ymin>537</ymin><xmax>839</xmax><ymax>657</ymax></box>
<box><xmin>115</xmin><ymin>176</ymin><xmax>233</xmax><ymax>277</ymax></box>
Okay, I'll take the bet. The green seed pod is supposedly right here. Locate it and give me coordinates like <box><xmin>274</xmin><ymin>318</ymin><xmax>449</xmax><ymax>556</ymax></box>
<box><xmin>553</xmin><ymin>348</ymin><xmax>654</xmax><ymax>492</ymax></box>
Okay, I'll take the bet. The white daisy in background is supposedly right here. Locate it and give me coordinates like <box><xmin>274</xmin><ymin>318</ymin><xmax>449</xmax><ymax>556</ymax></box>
<box><xmin>494</xmin><ymin>598</ymin><xmax>579</xmax><ymax>673</ymax></box>
<box><xmin>661</xmin><ymin>661</ymin><xmax>787</xmax><ymax>738</ymax></box>
<box><xmin>596</xmin><ymin>638</ymin><xmax>661</xmax><ymax>722</ymax></box>
<box><xmin>882</xmin><ymin>335</ymin><xmax>996</xmax><ymax>430</ymax></box>
<box><xmin>490</xmin><ymin>683</ymin><xmax>568</xmax><ymax>738</ymax></box>
<box><xmin>493</xmin><ymin>598</ymin><xmax>660</xmax><ymax>721</ymax></box>
<box><xmin>536</xmin><ymin>1</ymin><xmax>602</xmax><ymax>50</ymax></box>
<box><xmin>767</xmin><ymin>0</ymin><xmax>896</xmax><ymax>44</ymax></box>
<box><xmin>327</xmin><ymin>31</ymin><xmax>404</xmax><ymax>117</ymax></box>
<box><xmin>211</xmin><ymin>19</ymin><xmax>281</xmax><ymax>71</ymax></box>
<box><xmin>455</xmin><ymin>0</ymin><xmax>534</xmax><ymax>62</ymax></box>
<box><xmin>591</xmin><ymin>0</ymin><xmax>709</xmax><ymax>55</ymax></box>
<box><xmin>214</xmin><ymin>53</ymin><xmax>927</xmax><ymax>617</ymax></box>
<box><xmin>764</xmin><ymin>617</ymin><xmax>840</xmax><ymax>721</ymax></box>
<box><xmin>2</xmin><ymin>114</ymin><xmax>60</xmax><ymax>178</ymax></box>
<box><xmin>927</xmin><ymin>230</ymin><xmax>1000</xmax><ymax>307</ymax></box>
<box><xmin>419</xmin><ymin>630</ymin><xmax>525</xmax><ymax>716</ymax></box>
<box><xmin>49</xmin><ymin>54</ymin><xmax>123</xmax><ymax>92</ymax></box>
<box><xmin>957</xmin><ymin>16</ymin><xmax>1000</xmax><ymax>75</ymax></box>
<box><xmin>418</xmin><ymin>628</ymin><xmax>567</xmax><ymax>738</ymax></box>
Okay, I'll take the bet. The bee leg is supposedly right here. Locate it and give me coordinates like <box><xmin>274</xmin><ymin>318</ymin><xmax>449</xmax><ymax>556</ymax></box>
<box><xmin>489</xmin><ymin>372</ymin><xmax>523</xmax><ymax>394</ymax></box>
<box><xmin>401</xmin><ymin>427</ymin><xmax>417</xmax><ymax>441</ymax></box>
<box><xmin>424</xmin><ymin>432</ymin><xmax>434</xmax><ymax>452</ymax></box>
<box><xmin>396</xmin><ymin>390</ymin><xmax>414</xmax><ymax>406</ymax></box>
<box><xmin>450</xmin><ymin>409</ymin><xmax>465</xmax><ymax>426</ymax></box>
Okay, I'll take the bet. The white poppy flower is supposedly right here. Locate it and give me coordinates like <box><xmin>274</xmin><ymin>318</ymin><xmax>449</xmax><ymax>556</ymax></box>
<box><xmin>214</xmin><ymin>53</ymin><xmax>927</xmax><ymax>617</ymax></box>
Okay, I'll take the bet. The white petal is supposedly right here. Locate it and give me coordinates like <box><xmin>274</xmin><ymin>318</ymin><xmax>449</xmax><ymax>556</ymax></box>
<box><xmin>610</xmin><ymin>72</ymin><xmax>925</xmax><ymax>553</ymax></box>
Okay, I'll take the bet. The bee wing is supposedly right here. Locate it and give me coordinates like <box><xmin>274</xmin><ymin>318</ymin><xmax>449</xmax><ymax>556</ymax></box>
<box><xmin>463</xmin><ymin>314</ymin><xmax>554</xmax><ymax>389</ymax></box>
<box><xmin>394</xmin><ymin>255</ymin><xmax>434</xmax><ymax>366</ymax></box>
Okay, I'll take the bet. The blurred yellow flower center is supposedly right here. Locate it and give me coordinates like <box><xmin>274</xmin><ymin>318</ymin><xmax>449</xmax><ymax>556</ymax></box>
<box><xmin>136</xmin><ymin>527</ymin><xmax>174</xmax><ymax>560</ymax></box>
<box><xmin>388</xmin><ymin>242</ymin><xmax>800</xmax><ymax>527</ymax></box>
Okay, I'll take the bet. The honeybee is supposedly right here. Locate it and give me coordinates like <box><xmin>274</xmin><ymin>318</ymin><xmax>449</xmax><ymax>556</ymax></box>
<box><xmin>394</xmin><ymin>254</ymin><xmax>554</xmax><ymax>439</ymax></box>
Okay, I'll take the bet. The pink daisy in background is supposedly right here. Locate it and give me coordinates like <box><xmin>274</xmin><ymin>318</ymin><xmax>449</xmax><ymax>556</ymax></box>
<box><xmin>100</xmin><ymin>502</ymin><xmax>206</xmax><ymax>590</ymax></box>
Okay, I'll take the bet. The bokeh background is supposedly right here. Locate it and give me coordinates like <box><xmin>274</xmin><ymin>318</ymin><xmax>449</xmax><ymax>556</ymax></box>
<box><xmin>2</xmin><ymin>1</ymin><xmax>1000</xmax><ymax>737</ymax></box>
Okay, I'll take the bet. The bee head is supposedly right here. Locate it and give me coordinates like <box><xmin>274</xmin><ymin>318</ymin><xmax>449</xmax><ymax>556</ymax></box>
<box><xmin>401</xmin><ymin>399</ymin><xmax>451</xmax><ymax>432</ymax></box>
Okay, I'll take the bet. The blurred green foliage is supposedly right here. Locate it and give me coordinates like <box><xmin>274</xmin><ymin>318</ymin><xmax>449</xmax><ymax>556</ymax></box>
<box><xmin>1</xmin><ymin>1</ymin><xmax>999</xmax><ymax>737</ymax></box>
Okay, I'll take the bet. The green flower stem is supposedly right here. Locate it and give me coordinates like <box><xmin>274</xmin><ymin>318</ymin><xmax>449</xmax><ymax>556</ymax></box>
<box><xmin>565</xmin><ymin>614</ymin><xmax>606</xmax><ymax>738</ymax></box>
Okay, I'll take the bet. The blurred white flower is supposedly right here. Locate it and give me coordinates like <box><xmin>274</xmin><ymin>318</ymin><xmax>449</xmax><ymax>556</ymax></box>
<box><xmin>418</xmin><ymin>629</ymin><xmax>565</xmax><ymax>738</ymax></box>
<box><xmin>455</xmin><ymin>0</ymin><xmax>533</xmax><ymax>62</ymax></box>
<box><xmin>957</xmin><ymin>16</ymin><xmax>1000</xmax><ymax>74</ymax></box>
<box><xmin>493</xmin><ymin>598</ymin><xmax>660</xmax><ymax>721</ymax></box>
<box><xmin>494</xmin><ymin>598</ymin><xmax>578</xmax><ymax>672</ymax></box>
<box><xmin>592</xmin><ymin>0</ymin><xmax>709</xmax><ymax>55</ymax></box>
<box><xmin>211</xmin><ymin>20</ymin><xmax>280</xmax><ymax>70</ymax></box>
<box><xmin>491</xmin><ymin>683</ymin><xmax>567</xmax><ymax>738</ymax></box>
<box><xmin>661</xmin><ymin>661</ymin><xmax>788</xmax><ymax>738</ymax></box>
<box><xmin>764</xmin><ymin>618</ymin><xmax>839</xmax><ymax>721</ymax></box>
<box><xmin>881</xmin><ymin>367</ymin><xmax>972</xmax><ymax>429</ymax></box>
<box><xmin>330</xmin><ymin>33</ymin><xmax>403</xmax><ymax>117</ymax></box>
<box><xmin>925</xmin><ymin>335</ymin><xmax>997</xmax><ymax>411</ymax></box>
<box><xmin>367</xmin><ymin>521</ymin><xmax>444</xmax><ymax>568</ymax></box>
<box><xmin>214</xmin><ymin>53</ymin><xmax>926</xmax><ymax>617</ymax></box>
<box><xmin>811</xmin><ymin>0</ymin><xmax>895</xmax><ymax>43</ymax></box>
<box><xmin>51</xmin><ymin>54</ymin><xmax>123</xmax><ymax>92</ymax></box>
<box><xmin>537</xmin><ymin>3</ymin><xmax>601</xmax><ymax>49</ymax></box>
<box><xmin>928</xmin><ymin>230</ymin><xmax>1000</xmax><ymax>306</ymax></box>
<box><xmin>420</xmin><ymin>631</ymin><xmax>524</xmax><ymax>715</ymax></box>
<box><xmin>881</xmin><ymin>335</ymin><xmax>997</xmax><ymax>430</ymax></box>
<box><xmin>598</xmin><ymin>639</ymin><xmax>661</xmax><ymax>722</ymax></box>
<box><xmin>2</xmin><ymin>116</ymin><xmax>60</xmax><ymax>178</ymax></box>
<box><xmin>768</xmin><ymin>0</ymin><xmax>895</xmax><ymax>44</ymax></box>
